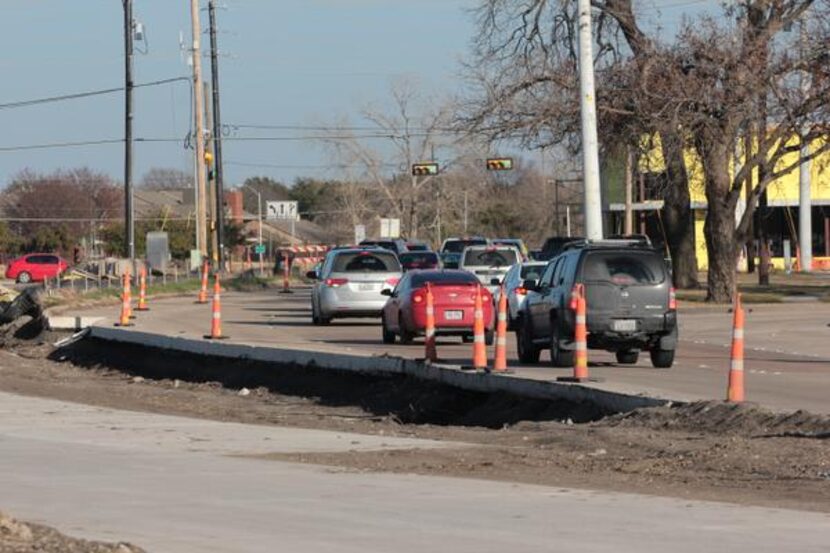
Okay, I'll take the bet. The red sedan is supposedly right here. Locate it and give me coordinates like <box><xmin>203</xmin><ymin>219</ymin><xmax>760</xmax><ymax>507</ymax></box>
<box><xmin>380</xmin><ymin>269</ymin><xmax>494</xmax><ymax>345</ymax></box>
<box><xmin>5</xmin><ymin>253</ymin><xmax>69</xmax><ymax>283</ymax></box>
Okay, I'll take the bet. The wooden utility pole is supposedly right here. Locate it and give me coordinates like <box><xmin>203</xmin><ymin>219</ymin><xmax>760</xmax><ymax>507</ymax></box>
<box><xmin>204</xmin><ymin>82</ymin><xmax>219</xmax><ymax>262</ymax></box>
<box><xmin>208</xmin><ymin>0</ymin><xmax>226</xmax><ymax>267</ymax></box>
<box><xmin>624</xmin><ymin>146</ymin><xmax>634</xmax><ymax>235</ymax></box>
<box><xmin>190</xmin><ymin>0</ymin><xmax>209</xmax><ymax>259</ymax></box>
<box><xmin>122</xmin><ymin>0</ymin><xmax>135</xmax><ymax>261</ymax></box>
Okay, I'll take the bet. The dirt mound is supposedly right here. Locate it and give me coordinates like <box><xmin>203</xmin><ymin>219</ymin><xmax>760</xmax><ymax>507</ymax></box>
<box><xmin>604</xmin><ymin>400</ymin><xmax>830</xmax><ymax>437</ymax></box>
<box><xmin>0</xmin><ymin>511</ymin><xmax>144</xmax><ymax>553</ymax></box>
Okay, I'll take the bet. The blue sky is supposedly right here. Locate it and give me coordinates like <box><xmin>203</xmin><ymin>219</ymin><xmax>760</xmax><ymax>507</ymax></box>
<box><xmin>0</xmin><ymin>0</ymin><xmax>719</xmax><ymax>188</ymax></box>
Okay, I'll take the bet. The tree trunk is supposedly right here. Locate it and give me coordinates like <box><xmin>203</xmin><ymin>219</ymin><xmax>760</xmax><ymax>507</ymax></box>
<box><xmin>699</xmin><ymin>138</ymin><xmax>738</xmax><ymax>303</ymax></box>
<box><xmin>658</xmin><ymin>128</ymin><xmax>699</xmax><ymax>289</ymax></box>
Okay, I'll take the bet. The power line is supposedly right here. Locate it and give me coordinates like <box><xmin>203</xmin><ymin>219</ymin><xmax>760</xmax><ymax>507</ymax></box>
<box><xmin>0</xmin><ymin>139</ymin><xmax>123</xmax><ymax>152</ymax></box>
<box><xmin>0</xmin><ymin>77</ymin><xmax>189</xmax><ymax>111</ymax></box>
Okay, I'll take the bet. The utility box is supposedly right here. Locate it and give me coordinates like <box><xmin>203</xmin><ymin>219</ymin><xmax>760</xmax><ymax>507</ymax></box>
<box><xmin>146</xmin><ymin>231</ymin><xmax>170</xmax><ymax>273</ymax></box>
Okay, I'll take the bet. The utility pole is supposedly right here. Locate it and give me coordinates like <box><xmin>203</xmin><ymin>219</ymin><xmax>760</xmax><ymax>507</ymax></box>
<box><xmin>208</xmin><ymin>0</ymin><xmax>226</xmax><ymax>267</ymax></box>
<box><xmin>798</xmin><ymin>18</ymin><xmax>812</xmax><ymax>273</ymax></box>
<box><xmin>577</xmin><ymin>0</ymin><xmax>603</xmax><ymax>241</ymax></box>
<box><xmin>624</xmin><ymin>147</ymin><xmax>634</xmax><ymax>235</ymax></box>
<box><xmin>122</xmin><ymin>0</ymin><xmax>135</xmax><ymax>261</ymax></box>
<box><xmin>204</xmin><ymin>82</ymin><xmax>218</xmax><ymax>262</ymax></box>
<box><xmin>189</xmin><ymin>0</ymin><xmax>209</xmax><ymax>260</ymax></box>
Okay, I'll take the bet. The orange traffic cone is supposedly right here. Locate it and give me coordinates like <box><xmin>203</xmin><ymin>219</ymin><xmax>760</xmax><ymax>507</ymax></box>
<box><xmin>492</xmin><ymin>284</ymin><xmax>510</xmax><ymax>373</ymax></box>
<box><xmin>115</xmin><ymin>272</ymin><xmax>133</xmax><ymax>327</ymax></box>
<box><xmin>136</xmin><ymin>266</ymin><xmax>149</xmax><ymax>311</ymax></box>
<box><xmin>470</xmin><ymin>285</ymin><xmax>488</xmax><ymax>370</ymax></box>
<box><xmin>204</xmin><ymin>274</ymin><xmax>228</xmax><ymax>340</ymax></box>
<box><xmin>558</xmin><ymin>284</ymin><xmax>595</xmax><ymax>382</ymax></box>
<box><xmin>424</xmin><ymin>283</ymin><xmax>437</xmax><ymax>362</ymax></box>
<box><xmin>727</xmin><ymin>293</ymin><xmax>745</xmax><ymax>402</ymax></box>
<box><xmin>196</xmin><ymin>261</ymin><xmax>209</xmax><ymax>304</ymax></box>
<box><xmin>280</xmin><ymin>252</ymin><xmax>293</xmax><ymax>294</ymax></box>
<box><xmin>125</xmin><ymin>269</ymin><xmax>135</xmax><ymax>319</ymax></box>
<box><xmin>245</xmin><ymin>248</ymin><xmax>252</xmax><ymax>270</ymax></box>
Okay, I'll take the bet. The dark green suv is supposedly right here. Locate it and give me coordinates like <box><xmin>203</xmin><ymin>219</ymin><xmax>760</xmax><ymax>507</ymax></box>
<box><xmin>516</xmin><ymin>242</ymin><xmax>677</xmax><ymax>368</ymax></box>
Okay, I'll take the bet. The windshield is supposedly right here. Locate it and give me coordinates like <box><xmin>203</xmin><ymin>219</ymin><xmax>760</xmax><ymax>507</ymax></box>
<box><xmin>582</xmin><ymin>252</ymin><xmax>666</xmax><ymax>285</ymax></box>
<box><xmin>442</xmin><ymin>239</ymin><xmax>487</xmax><ymax>253</ymax></box>
<box><xmin>332</xmin><ymin>251</ymin><xmax>401</xmax><ymax>272</ymax></box>
<box><xmin>463</xmin><ymin>249</ymin><xmax>518</xmax><ymax>267</ymax></box>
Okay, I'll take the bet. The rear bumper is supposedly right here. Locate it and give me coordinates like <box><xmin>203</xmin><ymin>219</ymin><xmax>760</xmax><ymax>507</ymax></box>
<box><xmin>560</xmin><ymin>310</ymin><xmax>677</xmax><ymax>350</ymax></box>
<box><xmin>318</xmin><ymin>290</ymin><xmax>387</xmax><ymax>319</ymax></box>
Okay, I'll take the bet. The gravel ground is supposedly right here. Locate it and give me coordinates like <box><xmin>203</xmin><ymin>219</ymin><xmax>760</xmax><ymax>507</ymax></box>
<box><xmin>0</xmin><ymin>326</ymin><xmax>828</xmax><ymax>526</ymax></box>
<box><xmin>0</xmin><ymin>511</ymin><xmax>144</xmax><ymax>553</ymax></box>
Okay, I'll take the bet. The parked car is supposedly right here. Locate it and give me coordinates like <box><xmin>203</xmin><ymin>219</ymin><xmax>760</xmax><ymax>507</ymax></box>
<box><xmin>380</xmin><ymin>269</ymin><xmax>494</xmax><ymax>345</ymax></box>
<box><xmin>308</xmin><ymin>248</ymin><xmax>402</xmax><ymax>324</ymax></box>
<box><xmin>496</xmin><ymin>261</ymin><xmax>548</xmax><ymax>330</ymax></box>
<box><xmin>458</xmin><ymin>244</ymin><xmax>521</xmax><ymax>294</ymax></box>
<box><xmin>491</xmin><ymin>238</ymin><xmax>529</xmax><ymax>260</ymax></box>
<box><xmin>399</xmin><ymin>251</ymin><xmax>440</xmax><ymax>271</ymax></box>
<box><xmin>438</xmin><ymin>237</ymin><xmax>488</xmax><ymax>269</ymax></box>
<box><xmin>537</xmin><ymin>236</ymin><xmax>585</xmax><ymax>261</ymax></box>
<box><xmin>516</xmin><ymin>242</ymin><xmax>677</xmax><ymax>368</ymax></box>
<box><xmin>5</xmin><ymin>253</ymin><xmax>69</xmax><ymax>283</ymax></box>
<box><xmin>358</xmin><ymin>238</ymin><xmax>409</xmax><ymax>256</ymax></box>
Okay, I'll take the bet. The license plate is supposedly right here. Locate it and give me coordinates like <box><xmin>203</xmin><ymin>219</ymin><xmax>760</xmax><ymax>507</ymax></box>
<box><xmin>358</xmin><ymin>283</ymin><xmax>376</xmax><ymax>291</ymax></box>
<box><xmin>444</xmin><ymin>310</ymin><xmax>463</xmax><ymax>321</ymax></box>
<box><xmin>613</xmin><ymin>319</ymin><xmax>637</xmax><ymax>332</ymax></box>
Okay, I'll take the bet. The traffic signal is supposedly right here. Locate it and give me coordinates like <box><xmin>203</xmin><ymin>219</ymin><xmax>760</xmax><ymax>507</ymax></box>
<box><xmin>486</xmin><ymin>158</ymin><xmax>514</xmax><ymax>171</ymax></box>
<box><xmin>412</xmin><ymin>163</ymin><xmax>439</xmax><ymax>176</ymax></box>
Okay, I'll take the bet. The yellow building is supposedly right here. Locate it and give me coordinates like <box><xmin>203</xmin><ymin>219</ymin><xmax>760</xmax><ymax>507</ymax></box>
<box><xmin>604</xmin><ymin>138</ymin><xmax>830</xmax><ymax>271</ymax></box>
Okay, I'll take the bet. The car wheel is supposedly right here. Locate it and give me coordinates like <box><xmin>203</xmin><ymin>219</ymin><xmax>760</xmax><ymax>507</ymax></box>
<box><xmin>381</xmin><ymin>315</ymin><xmax>396</xmax><ymax>344</ymax></box>
<box><xmin>550</xmin><ymin>322</ymin><xmax>575</xmax><ymax>368</ymax></box>
<box><xmin>650</xmin><ymin>348</ymin><xmax>675</xmax><ymax>369</ymax></box>
<box><xmin>398</xmin><ymin>313</ymin><xmax>413</xmax><ymax>344</ymax></box>
<box><xmin>484</xmin><ymin>329</ymin><xmax>494</xmax><ymax>346</ymax></box>
<box><xmin>615</xmin><ymin>350</ymin><xmax>640</xmax><ymax>364</ymax></box>
<box><xmin>17</xmin><ymin>272</ymin><xmax>31</xmax><ymax>284</ymax></box>
<box><xmin>516</xmin><ymin>318</ymin><xmax>541</xmax><ymax>364</ymax></box>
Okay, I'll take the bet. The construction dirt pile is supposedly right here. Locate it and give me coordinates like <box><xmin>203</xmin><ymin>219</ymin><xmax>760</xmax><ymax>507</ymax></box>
<box><xmin>1</xmin><ymin>334</ymin><xmax>828</xmax><ymax>514</ymax></box>
<box><xmin>0</xmin><ymin>511</ymin><xmax>144</xmax><ymax>553</ymax></box>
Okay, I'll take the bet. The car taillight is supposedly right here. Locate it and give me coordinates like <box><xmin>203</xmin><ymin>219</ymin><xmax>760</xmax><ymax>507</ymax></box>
<box><xmin>513</xmin><ymin>286</ymin><xmax>527</xmax><ymax>296</ymax></box>
<box><xmin>385</xmin><ymin>277</ymin><xmax>399</xmax><ymax>287</ymax></box>
<box><xmin>325</xmin><ymin>278</ymin><xmax>348</xmax><ymax>287</ymax></box>
<box><xmin>413</xmin><ymin>293</ymin><xmax>424</xmax><ymax>304</ymax></box>
<box><xmin>669</xmin><ymin>287</ymin><xmax>677</xmax><ymax>310</ymax></box>
<box><xmin>569</xmin><ymin>286</ymin><xmax>580</xmax><ymax>311</ymax></box>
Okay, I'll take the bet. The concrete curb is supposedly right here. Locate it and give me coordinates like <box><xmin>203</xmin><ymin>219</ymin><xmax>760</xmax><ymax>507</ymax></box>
<box><xmin>88</xmin><ymin>326</ymin><xmax>668</xmax><ymax>414</ymax></box>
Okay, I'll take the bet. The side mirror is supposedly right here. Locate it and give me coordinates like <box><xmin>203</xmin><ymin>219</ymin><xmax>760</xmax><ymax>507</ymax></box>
<box><xmin>305</xmin><ymin>271</ymin><xmax>317</xmax><ymax>280</ymax></box>
<box><xmin>522</xmin><ymin>279</ymin><xmax>538</xmax><ymax>292</ymax></box>
<box><xmin>490</xmin><ymin>278</ymin><xmax>501</xmax><ymax>286</ymax></box>
<box><xmin>380</xmin><ymin>288</ymin><xmax>393</xmax><ymax>297</ymax></box>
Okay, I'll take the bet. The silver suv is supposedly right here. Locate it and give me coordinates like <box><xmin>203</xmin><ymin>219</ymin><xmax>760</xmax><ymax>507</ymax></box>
<box><xmin>309</xmin><ymin>248</ymin><xmax>402</xmax><ymax>325</ymax></box>
<box><xmin>458</xmin><ymin>245</ymin><xmax>521</xmax><ymax>294</ymax></box>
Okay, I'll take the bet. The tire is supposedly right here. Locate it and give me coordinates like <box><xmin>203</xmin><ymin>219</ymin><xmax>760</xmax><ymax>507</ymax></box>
<box><xmin>398</xmin><ymin>313</ymin><xmax>413</xmax><ymax>344</ymax></box>
<box><xmin>484</xmin><ymin>329</ymin><xmax>494</xmax><ymax>346</ymax></box>
<box><xmin>311</xmin><ymin>301</ymin><xmax>330</xmax><ymax>326</ymax></box>
<box><xmin>615</xmin><ymin>350</ymin><xmax>640</xmax><ymax>365</ymax></box>
<box><xmin>550</xmin><ymin>323</ymin><xmax>574</xmax><ymax>368</ymax></box>
<box><xmin>381</xmin><ymin>315</ymin><xmax>396</xmax><ymax>344</ymax></box>
<box><xmin>516</xmin><ymin>319</ymin><xmax>541</xmax><ymax>364</ymax></box>
<box><xmin>650</xmin><ymin>348</ymin><xmax>675</xmax><ymax>369</ymax></box>
<box><xmin>17</xmin><ymin>272</ymin><xmax>31</xmax><ymax>284</ymax></box>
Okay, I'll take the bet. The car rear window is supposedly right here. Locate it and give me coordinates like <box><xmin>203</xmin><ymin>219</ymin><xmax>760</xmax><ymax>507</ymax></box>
<box><xmin>582</xmin><ymin>252</ymin><xmax>666</xmax><ymax>285</ymax></box>
<box><xmin>442</xmin><ymin>239</ymin><xmax>486</xmax><ymax>253</ymax></box>
<box><xmin>520</xmin><ymin>264</ymin><xmax>546</xmax><ymax>280</ymax></box>
<box><xmin>400</xmin><ymin>252</ymin><xmax>438</xmax><ymax>264</ymax></box>
<box><xmin>411</xmin><ymin>272</ymin><xmax>479</xmax><ymax>287</ymax></box>
<box><xmin>463</xmin><ymin>249</ymin><xmax>518</xmax><ymax>267</ymax></box>
<box><xmin>333</xmin><ymin>252</ymin><xmax>400</xmax><ymax>272</ymax></box>
<box><xmin>360</xmin><ymin>241</ymin><xmax>396</xmax><ymax>251</ymax></box>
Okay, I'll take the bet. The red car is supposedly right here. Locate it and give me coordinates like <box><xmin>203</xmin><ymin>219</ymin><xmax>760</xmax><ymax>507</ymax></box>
<box><xmin>5</xmin><ymin>253</ymin><xmax>69</xmax><ymax>283</ymax></box>
<box><xmin>380</xmin><ymin>269</ymin><xmax>494</xmax><ymax>345</ymax></box>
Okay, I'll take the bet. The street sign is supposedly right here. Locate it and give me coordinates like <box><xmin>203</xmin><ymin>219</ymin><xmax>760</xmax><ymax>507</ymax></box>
<box><xmin>486</xmin><ymin>158</ymin><xmax>514</xmax><ymax>171</ymax></box>
<box><xmin>379</xmin><ymin>218</ymin><xmax>400</xmax><ymax>238</ymax></box>
<box><xmin>412</xmin><ymin>163</ymin><xmax>439</xmax><ymax>176</ymax></box>
<box><xmin>354</xmin><ymin>224</ymin><xmax>366</xmax><ymax>244</ymax></box>
<box><xmin>266</xmin><ymin>201</ymin><xmax>299</xmax><ymax>221</ymax></box>
<box><xmin>254</xmin><ymin>244</ymin><xmax>266</xmax><ymax>255</ymax></box>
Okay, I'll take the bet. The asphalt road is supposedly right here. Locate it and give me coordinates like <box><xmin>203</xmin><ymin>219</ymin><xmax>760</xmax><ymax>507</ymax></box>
<box><xmin>73</xmin><ymin>287</ymin><xmax>830</xmax><ymax>414</ymax></box>
<box><xmin>3</xmin><ymin>391</ymin><xmax>829</xmax><ymax>552</ymax></box>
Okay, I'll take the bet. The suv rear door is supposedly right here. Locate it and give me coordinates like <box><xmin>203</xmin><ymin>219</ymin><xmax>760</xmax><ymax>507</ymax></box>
<box><xmin>579</xmin><ymin>250</ymin><xmax>668</xmax><ymax>332</ymax></box>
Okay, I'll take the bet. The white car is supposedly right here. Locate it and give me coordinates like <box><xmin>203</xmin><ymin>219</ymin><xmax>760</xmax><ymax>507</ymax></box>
<box><xmin>496</xmin><ymin>261</ymin><xmax>548</xmax><ymax>330</ymax></box>
<box><xmin>458</xmin><ymin>245</ymin><xmax>521</xmax><ymax>295</ymax></box>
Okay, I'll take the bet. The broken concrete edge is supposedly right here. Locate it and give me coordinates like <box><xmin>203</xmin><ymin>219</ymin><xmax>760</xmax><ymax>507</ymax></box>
<box><xmin>86</xmin><ymin>326</ymin><xmax>671</xmax><ymax>415</ymax></box>
<box><xmin>46</xmin><ymin>316</ymin><xmax>106</xmax><ymax>331</ymax></box>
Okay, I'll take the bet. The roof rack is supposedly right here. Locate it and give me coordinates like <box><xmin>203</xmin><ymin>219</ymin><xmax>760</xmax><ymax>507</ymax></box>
<box><xmin>562</xmin><ymin>237</ymin><xmax>655</xmax><ymax>252</ymax></box>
